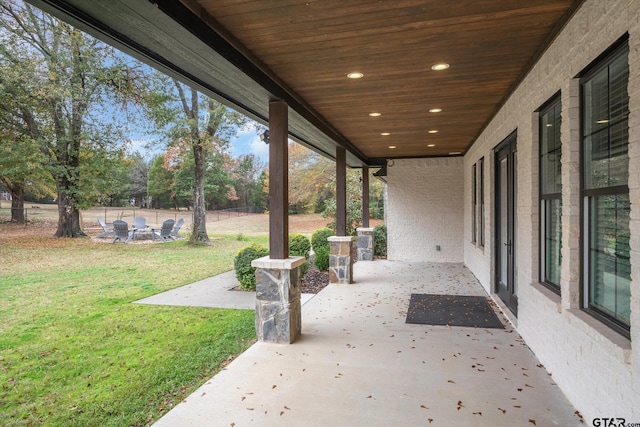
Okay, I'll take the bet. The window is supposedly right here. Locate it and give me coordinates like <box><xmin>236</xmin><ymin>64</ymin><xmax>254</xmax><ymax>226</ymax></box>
<box><xmin>472</xmin><ymin>163</ymin><xmax>477</xmax><ymax>243</ymax></box>
<box><xmin>540</xmin><ymin>97</ymin><xmax>562</xmax><ymax>294</ymax></box>
<box><xmin>478</xmin><ymin>157</ymin><xmax>485</xmax><ymax>247</ymax></box>
<box><xmin>581</xmin><ymin>41</ymin><xmax>630</xmax><ymax>335</ymax></box>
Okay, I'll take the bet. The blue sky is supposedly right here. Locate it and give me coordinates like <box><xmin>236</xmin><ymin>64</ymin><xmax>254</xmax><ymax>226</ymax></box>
<box><xmin>229</xmin><ymin>125</ymin><xmax>269</xmax><ymax>162</ymax></box>
<box><xmin>127</xmin><ymin>122</ymin><xmax>270</xmax><ymax>163</ymax></box>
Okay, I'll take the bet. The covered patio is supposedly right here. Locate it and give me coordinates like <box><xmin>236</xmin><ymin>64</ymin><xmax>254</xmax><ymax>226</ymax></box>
<box><xmin>152</xmin><ymin>261</ymin><xmax>581</xmax><ymax>426</ymax></box>
<box><xmin>24</xmin><ymin>0</ymin><xmax>640</xmax><ymax>422</ymax></box>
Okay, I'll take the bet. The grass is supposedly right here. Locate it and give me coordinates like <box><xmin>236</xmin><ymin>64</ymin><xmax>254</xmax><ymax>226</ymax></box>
<box><xmin>0</xmin><ymin>230</ymin><xmax>267</xmax><ymax>426</ymax></box>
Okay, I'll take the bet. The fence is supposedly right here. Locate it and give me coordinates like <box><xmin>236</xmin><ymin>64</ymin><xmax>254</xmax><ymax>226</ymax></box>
<box><xmin>0</xmin><ymin>204</ymin><xmax>265</xmax><ymax>227</ymax></box>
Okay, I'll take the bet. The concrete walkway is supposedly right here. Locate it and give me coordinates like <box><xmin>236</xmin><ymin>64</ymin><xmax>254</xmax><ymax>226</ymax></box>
<box><xmin>151</xmin><ymin>261</ymin><xmax>582</xmax><ymax>426</ymax></box>
<box><xmin>135</xmin><ymin>270</ymin><xmax>316</xmax><ymax>310</ymax></box>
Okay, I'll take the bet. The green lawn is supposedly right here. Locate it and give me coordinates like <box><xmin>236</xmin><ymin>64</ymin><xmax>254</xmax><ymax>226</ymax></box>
<box><xmin>0</xmin><ymin>232</ymin><xmax>268</xmax><ymax>426</ymax></box>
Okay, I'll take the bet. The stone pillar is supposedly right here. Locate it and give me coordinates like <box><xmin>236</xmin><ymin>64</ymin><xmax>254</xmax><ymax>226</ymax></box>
<box><xmin>328</xmin><ymin>236</ymin><xmax>354</xmax><ymax>284</ymax></box>
<box><xmin>356</xmin><ymin>227</ymin><xmax>375</xmax><ymax>261</ymax></box>
<box><xmin>252</xmin><ymin>256</ymin><xmax>305</xmax><ymax>344</ymax></box>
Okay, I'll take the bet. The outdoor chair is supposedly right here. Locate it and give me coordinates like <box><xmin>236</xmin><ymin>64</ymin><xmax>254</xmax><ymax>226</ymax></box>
<box><xmin>153</xmin><ymin>219</ymin><xmax>175</xmax><ymax>242</ymax></box>
<box><xmin>133</xmin><ymin>216</ymin><xmax>147</xmax><ymax>230</ymax></box>
<box><xmin>112</xmin><ymin>220</ymin><xmax>135</xmax><ymax>243</ymax></box>
<box><xmin>96</xmin><ymin>215</ymin><xmax>114</xmax><ymax>238</ymax></box>
<box><xmin>170</xmin><ymin>218</ymin><xmax>185</xmax><ymax>239</ymax></box>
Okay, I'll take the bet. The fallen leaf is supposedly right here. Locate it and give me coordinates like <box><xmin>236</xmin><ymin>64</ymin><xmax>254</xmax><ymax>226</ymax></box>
<box><xmin>498</xmin><ymin>408</ymin><xmax>507</xmax><ymax>414</ymax></box>
<box><xmin>529</xmin><ymin>420</ymin><xmax>536</xmax><ymax>425</ymax></box>
<box><xmin>428</xmin><ymin>419</ymin><xmax>433</xmax><ymax>423</ymax></box>
<box><xmin>365</xmin><ymin>395</ymin><xmax>372</xmax><ymax>399</ymax></box>
<box><xmin>241</xmin><ymin>397</ymin><xmax>246</xmax><ymax>402</ymax></box>
<box><xmin>200</xmin><ymin>392</ymin><xmax>206</xmax><ymax>397</ymax></box>
<box><xmin>473</xmin><ymin>412</ymin><xmax>482</xmax><ymax>416</ymax></box>
<box><xmin>272</xmin><ymin>385</ymin><xmax>277</xmax><ymax>389</ymax></box>
<box><xmin>448</xmin><ymin>380</ymin><xmax>455</xmax><ymax>384</ymax></box>
<box><xmin>420</xmin><ymin>404</ymin><xmax>428</xmax><ymax>409</ymax></box>
<box><xmin>284</xmin><ymin>406</ymin><xmax>290</xmax><ymax>410</ymax></box>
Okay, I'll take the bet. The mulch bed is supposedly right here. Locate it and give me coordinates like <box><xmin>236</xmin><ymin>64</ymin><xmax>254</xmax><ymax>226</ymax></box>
<box><xmin>300</xmin><ymin>255</ymin><xmax>329</xmax><ymax>294</ymax></box>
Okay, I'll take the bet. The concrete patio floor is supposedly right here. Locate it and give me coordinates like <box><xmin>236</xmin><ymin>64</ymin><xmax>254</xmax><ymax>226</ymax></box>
<box><xmin>151</xmin><ymin>261</ymin><xmax>583</xmax><ymax>426</ymax></box>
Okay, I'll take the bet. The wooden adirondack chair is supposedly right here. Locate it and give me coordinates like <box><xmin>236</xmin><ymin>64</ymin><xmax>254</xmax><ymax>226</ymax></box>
<box><xmin>153</xmin><ymin>219</ymin><xmax>175</xmax><ymax>242</ymax></box>
<box><xmin>170</xmin><ymin>218</ymin><xmax>185</xmax><ymax>239</ymax></box>
<box><xmin>96</xmin><ymin>216</ymin><xmax>114</xmax><ymax>238</ymax></box>
<box><xmin>133</xmin><ymin>216</ymin><xmax>147</xmax><ymax>230</ymax></box>
<box><xmin>112</xmin><ymin>220</ymin><xmax>135</xmax><ymax>243</ymax></box>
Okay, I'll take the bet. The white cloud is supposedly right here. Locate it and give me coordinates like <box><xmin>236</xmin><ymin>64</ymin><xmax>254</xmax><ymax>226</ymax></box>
<box><xmin>248</xmin><ymin>134</ymin><xmax>269</xmax><ymax>160</ymax></box>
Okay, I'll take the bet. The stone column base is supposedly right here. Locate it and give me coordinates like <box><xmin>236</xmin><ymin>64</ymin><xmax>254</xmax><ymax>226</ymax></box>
<box><xmin>251</xmin><ymin>256</ymin><xmax>305</xmax><ymax>344</ymax></box>
<box><xmin>356</xmin><ymin>227</ymin><xmax>375</xmax><ymax>261</ymax></box>
<box><xmin>328</xmin><ymin>236</ymin><xmax>354</xmax><ymax>284</ymax></box>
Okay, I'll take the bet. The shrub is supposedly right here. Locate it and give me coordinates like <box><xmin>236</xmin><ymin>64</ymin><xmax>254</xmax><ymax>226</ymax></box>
<box><xmin>289</xmin><ymin>233</ymin><xmax>311</xmax><ymax>259</ymax></box>
<box><xmin>314</xmin><ymin>245</ymin><xmax>330</xmax><ymax>271</ymax></box>
<box><xmin>374</xmin><ymin>224</ymin><xmax>387</xmax><ymax>257</ymax></box>
<box><xmin>311</xmin><ymin>227</ymin><xmax>334</xmax><ymax>252</ymax></box>
<box><xmin>289</xmin><ymin>233</ymin><xmax>311</xmax><ymax>276</ymax></box>
<box><xmin>233</xmin><ymin>244</ymin><xmax>269</xmax><ymax>291</ymax></box>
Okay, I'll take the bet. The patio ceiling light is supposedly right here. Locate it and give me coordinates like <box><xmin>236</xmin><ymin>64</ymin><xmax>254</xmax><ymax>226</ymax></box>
<box><xmin>449</xmin><ymin>151</ymin><xmax>461</xmax><ymax>155</ymax></box>
<box><xmin>388</xmin><ymin>145</ymin><xmax>397</xmax><ymax>149</ymax></box>
<box><xmin>431</xmin><ymin>63</ymin><xmax>449</xmax><ymax>71</ymax></box>
<box><xmin>429</xmin><ymin>108</ymin><xmax>442</xmax><ymax>113</ymax></box>
<box><xmin>381</xmin><ymin>132</ymin><xmax>391</xmax><ymax>136</ymax></box>
<box><xmin>369</xmin><ymin>112</ymin><xmax>381</xmax><ymax>117</ymax></box>
<box><xmin>428</xmin><ymin>130</ymin><xmax>438</xmax><ymax>134</ymax></box>
<box><xmin>347</xmin><ymin>72</ymin><xmax>364</xmax><ymax>79</ymax></box>
<box><xmin>427</xmin><ymin>144</ymin><xmax>436</xmax><ymax>147</ymax></box>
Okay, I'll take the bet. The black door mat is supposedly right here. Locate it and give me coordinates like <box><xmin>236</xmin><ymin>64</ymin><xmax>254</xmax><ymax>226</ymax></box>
<box><xmin>406</xmin><ymin>294</ymin><xmax>504</xmax><ymax>329</ymax></box>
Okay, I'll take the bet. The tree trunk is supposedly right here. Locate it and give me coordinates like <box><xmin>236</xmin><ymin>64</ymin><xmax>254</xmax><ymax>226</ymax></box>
<box><xmin>10</xmin><ymin>186</ymin><xmax>25</xmax><ymax>223</ymax></box>
<box><xmin>190</xmin><ymin>142</ymin><xmax>210</xmax><ymax>244</ymax></box>
<box><xmin>54</xmin><ymin>180</ymin><xmax>85</xmax><ymax>238</ymax></box>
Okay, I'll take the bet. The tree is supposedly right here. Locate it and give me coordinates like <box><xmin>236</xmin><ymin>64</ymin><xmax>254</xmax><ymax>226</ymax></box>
<box><xmin>147</xmin><ymin>155</ymin><xmax>174</xmax><ymax>209</ymax></box>
<box><xmin>147</xmin><ymin>77</ymin><xmax>246</xmax><ymax>244</ymax></box>
<box><xmin>127</xmin><ymin>153</ymin><xmax>150</xmax><ymax>207</ymax></box>
<box><xmin>0</xmin><ymin>0</ymin><xmax>150</xmax><ymax>236</ymax></box>
<box><xmin>229</xmin><ymin>154</ymin><xmax>266</xmax><ymax>209</ymax></box>
<box><xmin>322</xmin><ymin>169</ymin><xmax>364</xmax><ymax>236</ymax></box>
<box><xmin>0</xmin><ymin>130</ymin><xmax>54</xmax><ymax>222</ymax></box>
<box><xmin>287</xmin><ymin>142</ymin><xmax>333</xmax><ymax>213</ymax></box>
<box><xmin>0</xmin><ymin>37</ymin><xmax>54</xmax><ymax>222</ymax></box>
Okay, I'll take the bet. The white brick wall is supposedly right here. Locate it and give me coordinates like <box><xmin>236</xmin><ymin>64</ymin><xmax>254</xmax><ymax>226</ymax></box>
<box><xmin>386</xmin><ymin>157</ymin><xmax>463</xmax><ymax>262</ymax></box>
<box><xmin>458</xmin><ymin>0</ymin><xmax>640</xmax><ymax>422</ymax></box>
<box><xmin>385</xmin><ymin>0</ymin><xmax>640</xmax><ymax>420</ymax></box>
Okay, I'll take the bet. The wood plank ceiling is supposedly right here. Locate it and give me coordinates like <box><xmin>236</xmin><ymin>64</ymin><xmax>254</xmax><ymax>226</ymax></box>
<box><xmin>184</xmin><ymin>0</ymin><xmax>580</xmax><ymax>161</ymax></box>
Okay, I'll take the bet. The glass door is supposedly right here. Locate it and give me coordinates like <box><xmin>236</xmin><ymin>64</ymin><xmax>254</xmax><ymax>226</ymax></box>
<box><xmin>495</xmin><ymin>132</ymin><xmax>518</xmax><ymax>315</ymax></box>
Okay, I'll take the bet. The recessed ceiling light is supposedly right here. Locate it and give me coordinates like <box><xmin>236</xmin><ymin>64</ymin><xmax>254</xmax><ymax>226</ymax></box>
<box><xmin>369</xmin><ymin>112</ymin><xmax>382</xmax><ymax>117</ymax></box>
<box><xmin>388</xmin><ymin>145</ymin><xmax>397</xmax><ymax>149</ymax></box>
<box><xmin>381</xmin><ymin>132</ymin><xmax>391</xmax><ymax>136</ymax></box>
<box><xmin>431</xmin><ymin>63</ymin><xmax>449</xmax><ymax>71</ymax></box>
<box><xmin>428</xmin><ymin>130</ymin><xmax>438</xmax><ymax>134</ymax></box>
<box><xmin>596</xmin><ymin>119</ymin><xmax>609</xmax><ymax>124</ymax></box>
<box><xmin>449</xmin><ymin>151</ymin><xmax>461</xmax><ymax>155</ymax></box>
<box><xmin>427</xmin><ymin>144</ymin><xmax>436</xmax><ymax>147</ymax></box>
<box><xmin>546</xmin><ymin>124</ymin><xmax>553</xmax><ymax>127</ymax></box>
<box><xmin>429</xmin><ymin>108</ymin><xmax>442</xmax><ymax>113</ymax></box>
<box><xmin>347</xmin><ymin>72</ymin><xmax>364</xmax><ymax>79</ymax></box>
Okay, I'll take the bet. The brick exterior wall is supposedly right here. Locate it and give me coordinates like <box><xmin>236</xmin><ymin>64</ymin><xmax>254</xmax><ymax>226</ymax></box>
<box><xmin>387</xmin><ymin>0</ymin><xmax>640</xmax><ymax>421</ymax></box>
<box><xmin>386</xmin><ymin>157</ymin><xmax>463</xmax><ymax>262</ymax></box>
